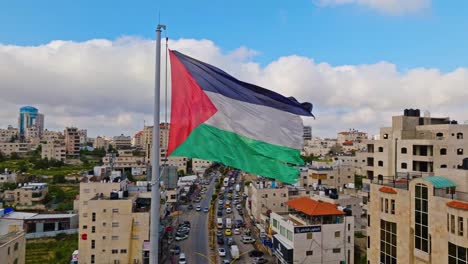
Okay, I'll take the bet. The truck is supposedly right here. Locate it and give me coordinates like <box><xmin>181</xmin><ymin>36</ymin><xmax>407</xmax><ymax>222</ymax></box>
<box><xmin>226</xmin><ymin>218</ymin><xmax>232</xmax><ymax>229</ymax></box>
<box><xmin>230</xmin><ymin>245</ymin><xmax>240</xmax><ymax>259</ymax></box>
<box><xmin>217</xmin><ymin>218</ymin><xmax>224</xmax><ymax>229</ymax></box>
<box><xmin>235</xmin><ymin>184</ymin><xmax>240</xmax><ymax>192</ymax></box>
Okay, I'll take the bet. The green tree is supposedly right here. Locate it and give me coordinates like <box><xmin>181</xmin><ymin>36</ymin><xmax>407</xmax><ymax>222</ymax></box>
<box><xmin>10</xmin><ymin>152</ymin><xmax>20</xmax><ymax>160</ymax></box>
<box><xmin>53</xmin><ymin>175</ymin><xmax>66</xmax><ymax>184</ymax></box>
<box><xmin>19</xmin><ymin>161</ymin><xmax>28</xmax><ymax>173</ymax></box>
<box><xmin>1</xmin><ymin>182</ymin><xmax>17</xmax><ymax>190</ymax></box>
<box><xmin>0</xmin><ymin>151</ymin><xmax>5</xmax><ymax>162</ymax></box>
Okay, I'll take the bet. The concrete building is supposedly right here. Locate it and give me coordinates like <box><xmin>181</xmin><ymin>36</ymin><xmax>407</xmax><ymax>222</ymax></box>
<box><xmin>41</xmin><ymin>130</ymin><xmax>63</xmax><ymax>144</ymax></box>
<box><xmin>4</xmin><ymin>183</ymin><xmax>48</xmax><ymax>207</ymax></box>
<box><xmin>366</xmin><ymin>165</ymin><xmax>468</xmax><ymax>264</ymax></box>
<box><xmin>337</xmin><ymin>129</ymin><xmax>368</xmax><ymax>145</ymax></box>
<box><xmin>78</xmin><ymin>180</ymin><xmax>150</xmax><ymax>264</ymax></box>
<box><xmin>24</xmin><ymin>126</ymin><xmax>40</xmax><ymax>142</ymax></box>
<box><xmin>301</xmin><ymin>161</ymin><xmax>355</xmax><ymax>190</ymax></box>
<box><xmin>359</xmin><ymin>110</ymin><xmax>468</xmax><ymax>181</ymax></box>
<box><xmin>102</xmin><ymin>150</ymin><xmax>146</xmax><ymax>175</ymax></box>
<box><xmin>18</xmin><ymin>106</ymin><xmax>44</xmax><ymax>139</ymax></box>
<box><xmin>0</xmin><ymin>171</ymin><xmax>16</xmax><ymax>183</ymax></box>
<box><xmin>132</xmin><ymin>130</ymin><xmax>144</xmax><ymax>149</ymax></box>
<box><xmin>270</xmin><ymin>196</ymin><xmax>354</xmax><ymax>264</ymax></box>
<box><xmin>93</xmin><ymin>136</ymin><xmax>109</xmax><ymax>150</ymax></box>
<box><xmin>303</xmin><ymin>126</ymin><xmax>312</xmax><ymax>141</ymax></box>
<box><xmin>41</xmin><ymin>141</ymin><xmax>66</xmax><ymax>161</ymax></box>
<box><xmin>64</xmin><ymin>127</ymin><xmax>80</xmax><ymax>157</ymax></box>
<box><xmin>0</xmin><ymin>143</ymin><xmax>31</xmax><ymax>157</ymax></box>
<box><xmin>79</xmin><ymin>129</ymin><xmax>88</xmax><ymax>146</ymax></box>
<box><xmin>302</xmin><ymin>138</ymin><xmax>336</xmax><ymax>157</ymax></box>
<box><xmin>111</xmin><ymin>134</ymin><xmax>132</xmax><ymax>150</ymax></box>
<box><xmin>0</xmin><ymin>126</ymin><xmax>19</xmax><ymax>143</ymax></box>
<box><xmin>0</xmin><ymin>229</ymin><xmax>25</xmax><ymax>264</ymax></box>
<box><xmin>192</xmin><ymin>158</ymin><xmax>212</xmax><ymax>174</ymax></box>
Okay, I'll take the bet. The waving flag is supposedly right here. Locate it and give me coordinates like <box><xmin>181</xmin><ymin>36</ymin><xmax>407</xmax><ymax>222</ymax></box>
<box><xmin>168</xmin><ymin>50</ymin><xmax>313</xmax><ymax>184</ymax></box>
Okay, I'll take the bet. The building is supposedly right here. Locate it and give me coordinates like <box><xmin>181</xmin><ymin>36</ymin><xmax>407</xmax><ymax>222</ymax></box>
<box><xmin>41</xmin><ymin>141</ymin><xmax>66</xmax><ymax>161</ymax></box>
<box><xmin>270</xmin><ymin>196</ymin><xmax>354</xmax><ymax>264</ymax></box>
<box><xmin>93</xmin><ymin>136</ymin><xmax>109</xmax><ymax>150</ymax></box>
<box><xmin>337</xmin><ymin>129</ymin><xmax>368</xmax><ymax>145</ymax></box>
<box><xmin>18</xmin><ymin>106</ymin><xmax>44</xmax><ymax>139</ymax></box>
<box><xmin>111</xmin><ymin>134</ymin><xmax>132</xmax><ymax>150</ymax></box>
<box><xmin>302</xmin><ymin>138</ymin><xmax>336</xmax><ymax>157</ymax></box>
<box><xmin>303</xmin><ymin>126</ymin><xmax>312</xmax><ymax>141</ymax></box>
<box><xmin>79</xmin><ymin>129</ymin><xmax>88</xmax><ymax>146</ymax></box>
<box><xmin>366</xmin><ymin>165</ymin><xmax>468</xmax><ymax>264</ymax></box>
<box><xmin>4</xmin><ymin>183</ymin><xmax>48</xmax><ymax>207</ymax></box>
<box><xmin>132</xmin><ymin>130</ymin><xmax>144</xmax><ymax>149</ymax></box>
<box><xmin>0</xmin><ymin>209</ymin><xmax>26</xmax><ymax>264</ymax></box>
<box><xmin>0</xmin><ymin>126</ymin><xmax>19</xmax><ymax>143</ymax></box>
<box><xmin>78</xmin><ymin>180</ymin><xmax>150</xmax><ymax>264</ymax></box>
<box><xmin>102</xmin><ymin>150</ymin><xmax>146</xmax><ymax>175</ymax></box>
<box><xmin>0</xmin><ymin>211</ymin><xmax>78</xmax><ymax>239</ymax></box>
<box><xmin>41</xmin><ymin>130</ymin><xmax>63</xmax><ymax>144</ymax></box>
<box><xmin>0</xmin><ymin>143</ymin><xmax>31</xmax><ymax>157</ymax></box>
<box><xmin>24</xmin><ymin>126</ymin><xmax>40</xmax><ymax>141</ymax></box>
<box><xmin>192</xmin><ymin>158</ymin><xmax>212</xmax><ymax>174</ymax></box>
<box><xmin>359</xmin><ymin>109</ymin><xmax>468</xmax><ymax>181</ymax></box>
<box><xmin>64</xmin><ymin>127</ymin><xmax>80</xmax><ymax>157</ymax></box>
<box><xmin>0</xmin><ymin>171</ymin><xmax>16</xmax><ymax>183</ymax></box>
<box><xmin>301</xmin><ymin>160</ymin><xmax>356</xmax><ymax>189</ymax></box>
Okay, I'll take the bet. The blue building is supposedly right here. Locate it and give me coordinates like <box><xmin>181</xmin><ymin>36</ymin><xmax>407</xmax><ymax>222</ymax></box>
<box><xmin>18</xmin><ymin>106</ymin><xmax>44</xmax><ymax>138</ymax></box>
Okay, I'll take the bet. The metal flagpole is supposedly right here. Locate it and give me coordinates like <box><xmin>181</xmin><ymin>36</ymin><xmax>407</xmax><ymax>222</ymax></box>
<box><xmin>150</xmin><ymin>23</ymin><xmax>166</xmax><ymax>264</ymax></box>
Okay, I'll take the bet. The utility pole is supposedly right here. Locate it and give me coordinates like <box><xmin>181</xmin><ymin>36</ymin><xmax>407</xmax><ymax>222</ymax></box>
<box><xmin>150</xmin><ymin>23</ymin><xmax>166</xmax><ymax>264</ymax></box>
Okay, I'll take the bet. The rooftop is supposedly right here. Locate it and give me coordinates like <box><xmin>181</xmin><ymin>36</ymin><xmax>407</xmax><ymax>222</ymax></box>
<box><xmin>0</xmin><ymin>231</ymin><xmax>24</xmax><ymax>246</ymax></box>
<box><xmin>422</xmin><ymin>176</ymin><xmax>457</xmax><ymax>188</ymax></box>
<box><xmin>286</xmin><ymin>197</ymin><xmax>345</xmax><ymax>216</ymax></box>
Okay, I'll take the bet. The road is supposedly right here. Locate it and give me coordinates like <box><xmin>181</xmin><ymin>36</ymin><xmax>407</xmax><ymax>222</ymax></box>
<box><xmin>174</xmin><ymin>173</ymin><xmax>217</xmax><ymax>264</ymax></box>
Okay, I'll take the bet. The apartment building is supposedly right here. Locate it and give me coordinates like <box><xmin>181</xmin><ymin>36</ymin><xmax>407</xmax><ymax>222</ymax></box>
<box><xmin>337</xmin><ymin>129</ymin><xmax>368</xmax><ymax>145</ymax></box>
<box><xmin>4</xmin><ymin>183</ymin><xmax>48</xmax><ymax>207</ymax></box>
<box><xmin>132</xmin><ymin>131</ymin><xmax>144</xmax><ymax>149</ymax></box>
<box><xmin>41</xmin><ymin>130</ymin><xmax>63</xmax><ymax>144</ymax></box>
<box><xmin>360</xmin><ymin>110</ymin><xmax>468</xmax><ymax>181</ymax></box>
<box><xmin>78</xmin><ymin>180</ymin><xmax>150</xmax><ymax>264</ymax></box>
<box><xmin>302</xmin><ymin>138</ymin><xmax>336</xmax><ymax>157</ymax></box>
<box><xmin>303</xmin><ymin>162</ymin><xmax>355</xmax><ymax>189</ymax></box>
<box><xmin>0</xmin><ymin>143</ymin><xmax>30</xmax><ymax>157</ymax></box>
<box><xmin>102</xmin><ymin>150</ymin><xmax>146</xmax><ymax>175</ymax></box>
<box><xmin>303</xmin><ymin>126</ymin><xmax>312</xmax><ymax>141</ymax></box>
<box><xmin>0</xmin><ymin>171</ymin><xmax>16</xmax><ymax>183</ymax></box>
<box><xmin>0</xmin><ymin>208</ymin><xmax>26</xmax><ymax>264</ymax></box>
<box><xmin>24</xmin><ymin>126</ymin><xmax>40</xmax><ymax>141</ymax></box>
<box><xmin>270</xmin><ymin>196</ymin><xmax>354</xmax><ymax>264</ymax></box>
<box><xmin>246</xmin><ymin>179</ymin><xmax>289</xmax><ymax>224</ymax></box>
<box><xmin>93</xmin><ymin>136</ymin><xmax>109</xmax><ymax>149</ymax></box>
<box><xmin>192</xmin><ymin>158</ymin><xmax>212</xmax><ymax>174</ymax></box>
<box><xmin>367</xmin><ymin>165</ymin><xmax>468</xmax><ymax>264</ymax></box>
<box><xmin>79</xmin><ymin>129</ymin><xmax>88</xmax><ymax>146</ymax></box>
<box><xmin>111</xmin><ymin>134</ymin><xmax>132</xmax><ymax>150</ymax></box>
<box><xmin>0</xmin><ymin>126</ymin><xmax>19</xmax><ymax>143</ymax></box>
<box><xmin>41</xmin><ymin>141</ymin><xmax>66</xmax><ymax>161</ymax></box>
<box><xmin>64</xmin><ymin>127</ymin><xmax>80</xmax><ymax>157</ymax></box>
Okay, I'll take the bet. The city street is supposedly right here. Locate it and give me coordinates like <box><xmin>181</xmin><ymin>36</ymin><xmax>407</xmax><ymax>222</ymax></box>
<box><xmin>169</xmin><ymin>173</ymin><xmax>217</xmax><ymax>264</ymax></box>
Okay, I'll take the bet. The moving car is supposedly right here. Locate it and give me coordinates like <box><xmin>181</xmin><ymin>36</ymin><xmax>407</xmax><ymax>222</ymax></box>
<box><xmin>233</xmin><ymin>228</ymin><xmax>241</xmax><ymax>235</ymax></box>
<box><xmin>216</xmin><ymin>230</ymin><xmax>223</xmax><ymax>237</ymax></box>
<box><xmin>203</xmin><ymin>207</ymin><xmax>209</xmax><ymax>213</ymax></box>
<box><xmin>241</xmin><ymin>236</ymin><xmax>256</xmax><ymax>244</ymax></box>
<box><xmin>179</xmin><ymin>253</ymin><xmax>187</xmax><ymax>264</ymax></box>
<box><xmin>226</xmin><ymin>208</ymin><xmax>232</xmax><ymax>214</ymax></box>
<box><xmin>225</xmin><ymin>229</ymin><xmax>232</xmax><ymax>236</ymax></box>
<box><xmin>187</xmin><ymin>204</ymin><xmax>193</xmax><ymax>210</ymax></box>
<box><xmin>218</xmin><ymin>248</ymin><xmax>226</xmax><ymax>257</ymax></box>
<box><xmin>175</xmin><ymin>234</ymin><xmax>189</xmax><ymax>241</ymax></box>
<box><xmin>218</xmin><ymin>200</ymin><xmax>224</xmax><ymax>205</ymax></box>
<box><xmin>217</xmin><ymin>211</ymin><xmax>223</xmax><ymax>217</ymax></box>
<box><xmin>196</xmin><ymin>205</ymin><xmax>201</xmax><ymax>211</ymax></box>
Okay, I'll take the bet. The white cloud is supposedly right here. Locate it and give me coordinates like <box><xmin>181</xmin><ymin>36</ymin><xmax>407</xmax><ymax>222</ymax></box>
<box><xmin>316</xmin><ymin>0</ymin><xmax>431</xmax><ymax>15</ymax></box>
<box><xmin>0</xmin><ymin>36</ymin><xmax>467</xmax><ymax>138</ymax></box>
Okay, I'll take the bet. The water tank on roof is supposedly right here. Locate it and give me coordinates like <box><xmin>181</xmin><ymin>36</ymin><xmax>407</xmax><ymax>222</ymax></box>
<box><xmin>110</xmin><ymin>192</ymin><xmax>119</xmax><ymax>200</ymax></box>
<box><xmin>404</xmin><ymin>109</ymin><xmax>409</xmax><ymax>116</ymax></box>
<box><xmin>451</xmin><ymin>120</ymin><xmax>458</xmax><ymax>124</ymax></box>
<box><xmin>123</xmin><ymin>190</ymin><xmax>129</xmax><ymax>197</ymax></box>
<box><xmin>415</xmin><ymin>109</ymin><xmax>420</xmax><ymax>117</ymax></box>
<box><xmin>118</xmin><ymin>191</ymin><xmax>123</xmax><ymax>199</ymax></box>
<box><xmin>343</xmin><ymin>208</ymin><xmax>352</xmax><ymax>216</ymax></box>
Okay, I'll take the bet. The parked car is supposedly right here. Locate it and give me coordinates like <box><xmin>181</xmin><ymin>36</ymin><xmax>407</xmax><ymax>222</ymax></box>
<box><xmin>175</xmin><ymin>234</ymin><xmax>189</xmax><ymax>241</ymax></box>
<box><xmin>179</xmin><ymin>253</ymin><xmax>187</xmax><ymax>264</ymax></box>
<box><xmin>170</xmin><ymin>246</ymin><xmax>181</xmax><ymax>255</ymax></box>
<box><xmin>187</xmin><ymin>204</ymin><xmax>193</xmax><ymax>210</ymax></box>
<box><xmin>225</xmin><ymin>229</ymin><xmax>232</xmax><ymax>236</ymax></box>
<box><xmin>217</xmin><ymin>211</ymin><xmax>223</xmax><ymax>217</ymax></box>
<box><xmin>217</xmin><ymin>237</ymin><xmax>224</xmax><ymax>245</ymax></box>
<box><xmin>236</xmin><ymin>204</ymin><xmax>242</xmax><ymax>210</ymax></box>
<box><xmin>227</xmin><ymin>237</ymin><xmax>234</xmax><ymax>246</ymax></box>
<box><xmin>218</xmin><ymin>248</ymin><xmax>226</xmax><ymax>257</ymax></box>
<box><xmin>217</xmin><ymin>230</ymin><xmax>223</xmax><ymax>237</ymax></box>
<box><xmin>241</xmin><ymin>236</ymin><xmax>256</xmax><ymax>244</ymax></box>
<box><xmin>226</xmin><ymin>208</ymin><xmax>232</xmax><ymax>214</ymax></box>
<box><xmin>233</xmin><ymin>228</ymin><xmax>241</xmax><ymax>235</ymax></box>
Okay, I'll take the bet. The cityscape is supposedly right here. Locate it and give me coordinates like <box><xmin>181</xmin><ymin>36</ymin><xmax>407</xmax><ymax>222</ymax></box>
<box><xmin>1</xmin><ymin>1</ymin><xmax>468</xmax><ymax>264</ymax></box>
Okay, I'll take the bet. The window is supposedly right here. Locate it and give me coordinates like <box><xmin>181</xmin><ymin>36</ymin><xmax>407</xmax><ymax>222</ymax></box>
<box><xmin>13</xmin><ymin>259</ymin><xmax>18</xmax><ymax>264</ymax></box>
<box><xmin>385</xmin><ymin>199</ymin><xmax>389</xmax><ymax>213</ymax></box>
<box><xmin>368</xmin><ymin>215</ymin><xmax>371</xmax><ymax>227</ymax></box>
<box><xmin>415</xmin><ymin>183</ymin><xmax>429</xmax><ymax>253</ymax></box>
<box><xmin>457</xmin><ymin>148</ymin><xmax>464</xmax><ymax>155</ymax></box>
<box><xmin>112</xmin><ymin>249</ymin><xmax>119</xmax><ymax>254</ymax></box>
<box><xmin>112</xmin><ymin>236</ymin><xmax>119</xmax><ymax>240</ymax></box>
<box><xmin>83</xmin><ymin>213</ymin><xmax>88</xmax><ymax>218</ymax></box>
<box><xmin>348</xmin><ymin>236</ymin><xmax>351</xmax><ymax>243</ymax></box>
<box><xmin>14</xmin><ymin>242</ymin><xmax>18</xmax><ymax>251</ymax></box>
<box><xmin>447</xmin><ymin>214</ymin><xmax>450</xmax><ymax>231</ymax></box>
<box><xmin>112</xmin><ymin>208</ymin><xmax>119</xmax><ymax>213</ymax></box>
<box><xmin>367</xmin><ymin>236</ymin><xmax>370</xmax><ymax>248</ymax></box>
<box><xmin>83</xmin><ymin>225</ymin><xmax>88</xmax><ymax>229</ymax></box>
<box><xmin>103</xmin><ymin>236</ymin><xmax>106</xmax><ymax>240</ymax></box>
<box><xmin>92</xmin><ymin>226</ymin><xmax>96</xmax><ymax>233</ymax></box>
<box><xmin>91</xmin><ymin>240</ymin><xmax>95</xmax><ymax>249</ymax></box>
<box><xmin>91</xmin><ymin>255</ymin><xmax>95</xmax><ymax>264</ymax></box>
<box><xmin>448</xmin><ymin>242</ymin><xmax>467</xmax><ymax>264</ymax></box>
<box><xmin>391</xmin><ymin>200</ymin><xmax>395</xmax><ymax>214</ymax></box>
<box><xmin>441</xmin><ymin>164</ymin><xmax>447</xmax><ymax>168</ymax></box>
<box><xmin>380</xmin><ymin>198</ymin><xmax>384</xmax><ymax>212</ymax></box>
<box><xmin>112</xmin><ymin>222</ymin><xmax>119</xmax><ymax>227</ymax></box>
<box><xmin>378</xmin><ymin>161</ymin><xmax>384</xmax><ymax>167</ymax></box>
<box><xmin>348</xmin><ymin>223</ymin><xmax>351</xmax><ymax>231</ymax></box>
<box><xmin>273</xmin><ymin>219</ymin><xmax>278</xmax><ymax>228</ymax></box>
<box><xmin>457</xmin><ymin>133</ymin><xmax>464</xmax><ymax>139</ymax></box>
<box><xmin>307</xmin><ymin>233</ymin><xmax>313</xmax><ymax>240</ymax></box>
<box><xmin>440</xmin><ymin>148</ymin><xmax>447</xmax><ymax>155</ymax></box>
<box><xmin>378</xmin><ymin>147</ymin><xmax>384</xmax><ymax>152</ymax></box>
<box><xmin>132</xmin><ymin>235</ymin><xmax>139</xmax><ymax>240</ymax></box>
<box><xmin>401</xmin><ymin>163</ymin><xmax>407</xmax><ymax>169</ymax></box>
<box><xmin>92</xmin><ymin>212</ymin><xmax>96</xmax><ymax>222</ymax></box>
<box><xmin>306</xmin><ymin>250</ymin><xmax>313</xmax><ymax>256</ymax></box>
<box><xmin>287</xmin><ymin>230</ymin><xmax>293</xmax><ymax>241</ymax></box>
<box><xmin>458</xmin><ymin>217</ymin><xmax>464</xmax><ymax>236</ymax></box>
<box><xmin>401</xmin><ymin>147</ymin><xmax>407</xmax><ymax>154</ymax></box>
<box><xmin>436</xmin><ymin>132</ymin><xmax>444</xmax><ymax>138</ymax></box>
<box><xmin>120</xmin><ymin>249</ymin><xmax>127</xmax><ymax>254</ymax></box>
<box><xmin>333</xmin><ymin>248</ymin><xmax>341</xmax><ymax>253</ymax></box>
<box><xmin>383</xmin><ymin>134</ymin><xmax>389</xmax><ymax>139</ymax></box>
<box><xmin>451</xmin><ymin>215</ymin><xmax>455</xmax><ymax>234</ymax></box>
<box><xmin>335</xmin><ymin>231</ymin><xmax>341</xmax><ymax>238</ymax></box>
<box><xmin>380</xmin><ymin>220</ymin><xmax>397</xmax><ymax>264</ymax></box>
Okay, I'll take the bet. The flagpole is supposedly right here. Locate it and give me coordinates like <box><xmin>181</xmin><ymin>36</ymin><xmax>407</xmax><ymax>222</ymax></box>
<box><xmin>150</xmin><ymin>23</ymin><xmax>166</xmax><ymax>264</ymax></box>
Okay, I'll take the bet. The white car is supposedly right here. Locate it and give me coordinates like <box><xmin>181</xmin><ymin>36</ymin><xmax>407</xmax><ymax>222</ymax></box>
<box><xmin>241</xmin><ymin>236</ymin><xmax>256</xmax><ymax>244</ymax></box>
<box><xmin>226</xmin><ymin>208</ymin><xmax>232</xmax><ymax>214</ymax></box>
<box><xmin>179</xmin><ymin>253</ymin><xmax>187</xmax><ymax>264</ymax></box>
<box><xmin>175</xmin><ymin>234</ymin><xmax>189</xmax><ymax>241</ymax></box>
<box><xmin>196</xmin><ymin>205</ymin><xmax>201</xmax><ymax>211</ymax></box>
<box><xmin>233</xmin><ymin>228</ymin><xmax>241</xmax><ymax>235</ymax></box>
<box><xmin>218</xmin><ymin>248</ymin><xmax>226</xmax><ymax>257</ymax></box>
<box><xmin>218</xmin><ymin>200</ymin><xmax>224</xmax><ymax>205</ymax></box>
<box><xmin>236</xmin><ymin>205</ymin><xmax>242</xmax><ymax>210</ymax></box>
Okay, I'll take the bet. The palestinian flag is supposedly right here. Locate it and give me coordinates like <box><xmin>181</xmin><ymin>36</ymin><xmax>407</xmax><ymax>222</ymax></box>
<box><xmin>168</xmin><ymin>50</ymin><xmax>313</xmax><ymax>184</ymax></box>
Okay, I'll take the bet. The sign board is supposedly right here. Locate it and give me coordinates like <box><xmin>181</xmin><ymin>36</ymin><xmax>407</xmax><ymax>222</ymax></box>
<box><xmin>294</xmin><ymin>225</ymin><xmax>321</xmax><ymax>234</ymax></box>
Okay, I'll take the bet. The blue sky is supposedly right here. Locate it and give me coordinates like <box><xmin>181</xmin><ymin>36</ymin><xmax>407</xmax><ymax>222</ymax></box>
<box><xmin>1</xmin><ymin>0</ymin><xmax>468</xmax><ymax>72</ymax></box>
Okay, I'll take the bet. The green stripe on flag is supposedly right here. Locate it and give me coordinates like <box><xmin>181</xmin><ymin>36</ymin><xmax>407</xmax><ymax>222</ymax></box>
<box><xmin>171</xmin><ymin>124</ymin><xmax>302</xmax><ymax>184</ymax></box>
